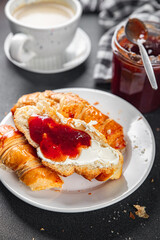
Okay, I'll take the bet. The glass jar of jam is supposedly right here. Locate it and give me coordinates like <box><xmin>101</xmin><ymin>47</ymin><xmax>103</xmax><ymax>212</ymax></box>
<box><xmin>111</xmin><ymin>21</ymin><xmax>160</xmax><ymax>113</ymax></box>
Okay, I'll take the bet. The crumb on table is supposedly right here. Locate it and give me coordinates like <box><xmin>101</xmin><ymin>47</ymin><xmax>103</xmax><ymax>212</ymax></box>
<box><xmin>129</xmin><ymin>212</ymin><xmax>135</xmax><ymax>219</ymax></box>
<box><xmin>133</xmin><ymin>205</ymin><xmax>149</xmax><ymax>219</ymax></box>
<box><xmin>40</xmin><ymin>228</ymin><xmax>45</xmax><ymax>231</ymax></box>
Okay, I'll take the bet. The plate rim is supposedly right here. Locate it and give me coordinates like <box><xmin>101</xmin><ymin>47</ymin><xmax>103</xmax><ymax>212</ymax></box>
<box><xmin>4</xmin><ymin>28</ymin><xmax>91</xmax><ymax>74</ymax></box>
<box><xmin>0</xmin><ymin>88</ymin><xmax>156</xmax><ymax>213</ymax></box>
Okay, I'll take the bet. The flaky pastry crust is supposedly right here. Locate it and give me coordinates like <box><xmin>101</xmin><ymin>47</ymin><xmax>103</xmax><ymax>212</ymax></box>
<box><xmin>0</xmin><ymin>125</ymin><xmax>63</xmax><ymax>190</ymax></box>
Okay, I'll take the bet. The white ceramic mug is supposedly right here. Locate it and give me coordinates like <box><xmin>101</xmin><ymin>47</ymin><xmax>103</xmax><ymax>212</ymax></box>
<box><xmin>5</xmin><ymin>0</ymin><xmax>82</xmax><ymax>63</ymax></box>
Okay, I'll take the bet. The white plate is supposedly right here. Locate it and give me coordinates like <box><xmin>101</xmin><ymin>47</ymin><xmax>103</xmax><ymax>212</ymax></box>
<box><xmin>0</xmin><ymin>88</ymin><xmax>155</xmax><ymax>213</ymax></box>
<box><xmin>4</xmin><ymin>28</ymin><xmax>91</xmax><ymax>74</ymax></box>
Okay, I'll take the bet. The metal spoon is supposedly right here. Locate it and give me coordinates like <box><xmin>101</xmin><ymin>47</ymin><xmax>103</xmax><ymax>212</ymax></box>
<box><xmin>125</xmin><ymin>18</ymin><xmax>158</xmax><ymax>90</ymax></box>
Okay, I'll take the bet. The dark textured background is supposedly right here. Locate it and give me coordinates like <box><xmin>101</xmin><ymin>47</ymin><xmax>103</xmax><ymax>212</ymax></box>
<box><xmin>0</xmin><ymin>1</ymin><xmax>160</xmax><ymax>239</ymax></box>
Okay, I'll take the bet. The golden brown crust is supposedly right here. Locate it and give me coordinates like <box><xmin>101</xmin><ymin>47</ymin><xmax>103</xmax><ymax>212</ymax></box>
<box><xmin>0</xmin><ymin>125</ymin><xmax>63</xmax><ymax>190</ymax></box>
<box><xmin>11</xmin><ymin>92</ymin><xmax>41</xmax><ymax>114</ymax></box>
<box><xmin>11</xmin><ymin>91</ymin><xmax>126</xmax><ymax>150</ymax></box>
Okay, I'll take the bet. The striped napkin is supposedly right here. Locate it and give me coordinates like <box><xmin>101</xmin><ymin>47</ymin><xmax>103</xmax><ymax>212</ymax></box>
<box><xmin>80</xmin><ymin>0</ymin><xmax>160</xmax><ymax>83</ymax></box>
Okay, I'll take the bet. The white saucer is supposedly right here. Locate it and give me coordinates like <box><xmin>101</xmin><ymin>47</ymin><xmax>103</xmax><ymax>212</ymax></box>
<box><xmin>4</xmin><ymin>28</ymin><xmax>91</xmax><ymax>74</ymax></box>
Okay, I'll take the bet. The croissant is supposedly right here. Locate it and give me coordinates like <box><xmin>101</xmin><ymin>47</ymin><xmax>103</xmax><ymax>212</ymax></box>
<box><xmin>11</xmin><ymin>91</ymin><xmax>126</xmax><ymax>150</ymax></box>
<box><xmin>0</xmin><ymin>125</ymin><xmax>63</xmax><ymax>191</ymax></box>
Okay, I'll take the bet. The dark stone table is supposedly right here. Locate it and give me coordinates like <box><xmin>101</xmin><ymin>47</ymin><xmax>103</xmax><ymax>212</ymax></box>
<box><xmin>0</xmin><ymin>1</ymin><xmax>160</xmax><ymax>239</ymax></box>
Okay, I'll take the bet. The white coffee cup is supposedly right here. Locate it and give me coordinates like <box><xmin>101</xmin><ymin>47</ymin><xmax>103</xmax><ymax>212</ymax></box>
<box><xmin>5</xmin><ymin>0</ymin><xmax>82</xmax><ymax>63</ymax></box>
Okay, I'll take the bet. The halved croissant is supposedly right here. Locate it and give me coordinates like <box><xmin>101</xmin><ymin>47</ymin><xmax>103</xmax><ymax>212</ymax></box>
<box><xmin>0</xmin><ymin>125</ymin><xmax>63</xmax><ymax>191</ymax></box>
<box><xmin>13</xmin><ymin>103</ymin><xmax>123</xmax><ymax>181</ymax></box>
<box><xmin>11</xmin><ymin>91</ymin><xmax>126</xmax><ymax>150</ymax></box>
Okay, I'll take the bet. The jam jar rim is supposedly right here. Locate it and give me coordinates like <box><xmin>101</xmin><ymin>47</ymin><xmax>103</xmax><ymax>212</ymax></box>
<box><xmin>112</xmin><ymin>20</ymin><xmax>160</xmax><ymax>68</ymax></box>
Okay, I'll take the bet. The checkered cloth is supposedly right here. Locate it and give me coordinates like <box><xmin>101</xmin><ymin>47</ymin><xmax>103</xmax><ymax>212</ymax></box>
<box><xmin>80</xmin><ymin>0</ymin><xmax>160</xmax><ymax>83</ymax></box>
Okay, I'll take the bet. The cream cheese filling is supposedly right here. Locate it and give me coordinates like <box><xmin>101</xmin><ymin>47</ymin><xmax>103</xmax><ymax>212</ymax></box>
<box><xmin>37</xmin><ymin>139</ymin><xmax>119</xmax><ymax>168</ymax></box>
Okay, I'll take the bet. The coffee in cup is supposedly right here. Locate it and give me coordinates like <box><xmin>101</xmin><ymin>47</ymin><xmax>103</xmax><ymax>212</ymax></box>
<box><xmin>12</xmin><ymin>1</ymin><xmax>75</xmax><ymax>28</ymax></box>
<box><xmin>5</xmin><ymin>0</ymin><xmax>82</xmax><ymax>63</ymax></box>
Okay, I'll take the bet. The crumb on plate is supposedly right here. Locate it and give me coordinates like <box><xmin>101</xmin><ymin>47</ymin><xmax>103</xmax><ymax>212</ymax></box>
<box><xmin>93</xmin><ymin>101</ymin><xmax>99</xmax><ymax>105</ymax></box>
<box><xmin>133</xmin><ymin>145</ymin><xmax>138</xmax><ymax>149</ymax></box>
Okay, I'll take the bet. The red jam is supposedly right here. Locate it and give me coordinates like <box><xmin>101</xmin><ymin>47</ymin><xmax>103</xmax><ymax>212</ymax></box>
<box><xmin>121</xmin><ymin>36</ymin><xmax>160</xmax><ymax>57</ymax></box>
<box><xmin>28</xmin><ymin>115</ymin><xmax>91</xmax><ymax>162</ymax></box>
<box><xmin>111</xmin><ymin>23</ymin><xmax>160</xmax><ymax>113</ymax></box>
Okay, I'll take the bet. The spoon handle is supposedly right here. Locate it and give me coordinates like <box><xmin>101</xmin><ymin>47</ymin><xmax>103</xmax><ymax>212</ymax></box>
<box><xmin>138</xmin><ymin>42</ymin><xmax>158</xmax><ymax>90</ymax></box>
